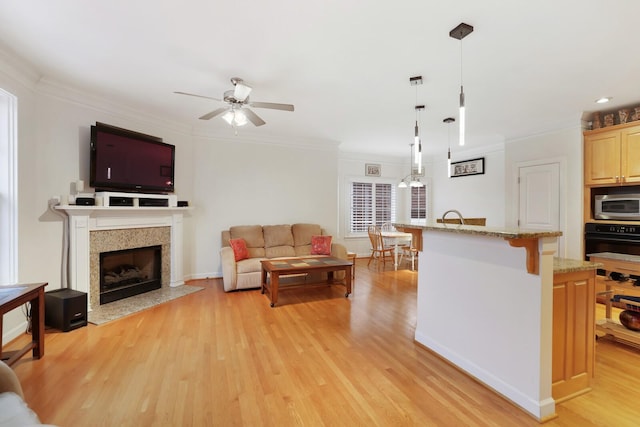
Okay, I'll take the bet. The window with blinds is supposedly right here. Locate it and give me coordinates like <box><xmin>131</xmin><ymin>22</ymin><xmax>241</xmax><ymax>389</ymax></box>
<box><xmin>350</xmin><ymin>182</ymin><xmax>395</xmax><ymax>233</ymax></box>
<box><xmin>410</xmin><ymin>185</ymin><xmax>427</xmax><ymax>220</ymax></box>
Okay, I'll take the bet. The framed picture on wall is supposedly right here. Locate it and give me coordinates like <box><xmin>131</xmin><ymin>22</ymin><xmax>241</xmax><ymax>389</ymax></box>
<box><xmin>365</xmin><ymin>163</ymin><xmax>381</xmax><ymax>177</ymax></box>
<box><xmin>450</xmin><ymin>157</ymin><xmax>485</xmax><ymax>178</ymax></box>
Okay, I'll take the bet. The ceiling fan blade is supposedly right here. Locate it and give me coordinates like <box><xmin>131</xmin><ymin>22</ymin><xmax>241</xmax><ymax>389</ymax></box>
<box><xmin>174</xmin><ymin>91</ymin><xmax>222</xmax><ymax>102</ymax></box>
<box><xmin>250</xmin><ymin>101</ymin><xmax>294</xmax><ymax>112</ymax></box>
<box><xmin>199</xmin><ymin>107</ymin><xmax>228</xmax><ymax>120</ymax></box>
<box><xmin>243</xmin><ymin>108</ymin><xmax>266</xmax><ymax>126</ymax></box>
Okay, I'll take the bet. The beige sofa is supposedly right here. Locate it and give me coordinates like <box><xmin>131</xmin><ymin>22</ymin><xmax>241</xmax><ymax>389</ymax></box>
<box><xmin>0</xmin><ymin>361</ymin><xmax>52</xmax><ymax>426</ymax></box>
<box><xmin>220</xmin><ymin>224</ymin><xmax>347</xmax><ymax>292</ymax></box>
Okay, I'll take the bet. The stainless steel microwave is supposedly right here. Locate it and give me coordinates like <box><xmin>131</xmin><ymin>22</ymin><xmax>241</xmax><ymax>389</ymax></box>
<box><xmin>595</xmin><ymin>194</ymin><xmax>640</xmax><ymax>220</ymax></box>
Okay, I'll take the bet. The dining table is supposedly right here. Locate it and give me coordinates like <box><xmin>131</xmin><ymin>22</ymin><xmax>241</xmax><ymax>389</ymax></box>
<box><xmin>380</xmin><ymin>230</ymin><xmax>413</xmax><ymax>270</ymax></box>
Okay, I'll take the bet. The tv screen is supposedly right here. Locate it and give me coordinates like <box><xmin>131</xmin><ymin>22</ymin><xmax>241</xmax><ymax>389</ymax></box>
<box><xmin>90</xmin><ymin>123</ymin><xmax>175</xmax><ymax>193</ymax></box>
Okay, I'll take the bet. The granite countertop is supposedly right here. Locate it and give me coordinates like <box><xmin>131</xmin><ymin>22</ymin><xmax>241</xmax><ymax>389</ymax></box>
<box><xmin>554</xmin><ymin>257</ymin><xmax>602</xmax><ymax>274</ymax></box>
<box><xmin>393</xmin><ymin>222</ymin><xmax>562</xmax><ymax>239</ymax></box>
<box><xmin>587</xmin><ymin>252</ymin><xmax>640</xmax><ymax>263</ymax></box>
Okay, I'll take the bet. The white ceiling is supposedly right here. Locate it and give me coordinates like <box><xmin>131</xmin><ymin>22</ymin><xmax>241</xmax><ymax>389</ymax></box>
<box><xmin>1</xmin><ymin>1</ymin><xmax>639</xmax><ymax>157</ymax></box>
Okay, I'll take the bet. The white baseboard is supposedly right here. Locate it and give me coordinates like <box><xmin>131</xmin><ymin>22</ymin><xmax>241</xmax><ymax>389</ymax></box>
<box><xmin>414</xmin><ymin>330</ymin><xmax>555</xmax><ymax>421</ymax></box>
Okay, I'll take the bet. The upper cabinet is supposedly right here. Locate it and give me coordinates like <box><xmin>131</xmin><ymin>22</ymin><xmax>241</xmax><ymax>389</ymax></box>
<box><xmin>584</xmin><ymin>122</ymin><xmax>640</xmax><ymax>186</ymax></box>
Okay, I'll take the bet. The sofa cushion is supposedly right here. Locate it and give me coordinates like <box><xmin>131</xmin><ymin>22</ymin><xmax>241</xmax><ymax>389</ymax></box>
<box><xmin>311</xmin><ymin>235</ymin><xmax>332</xmax><ymax>255</ymax></box>
<box><xmin>236</xmin><ymin>257</ymin><xmax>265</xmax><ymax>274</ymax></box>
<box><xmin>292</xmin><ymin>223</ymin><xmax>322</xmax><ymax>256</ymax></box>
<box><xmin>229</xmin><ymin>238</ymin><xmax>249</xmax><ymax>261</ymax></box>
<box><xmin>230</xmin><ymin>225</ymin><xmax>266</xmax><ymax>258</ymax></box>
<box><xmin>264</xmin><ymin>224</ymin><xmax>296</xmax><ymax>258</ymax></box>
<box><xmin>265</xmin><ymin>245</ymin><xmax>296</xmax><ymax>258</ymax></box>
<box><xmin>263</xmin><ymin>224</ymin><xmax>294</xmax><ymax>247</ymax></box>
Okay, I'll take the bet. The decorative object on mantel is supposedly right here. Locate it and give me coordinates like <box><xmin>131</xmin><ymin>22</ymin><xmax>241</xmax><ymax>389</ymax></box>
<box><xmin>451</xmin><ymin>157</ymin><xmax>485</xmax><ymax>178</ymax></box>
<box><xmin>633</xmin><ymin>107</ymin><xmax>640</xmax><ymax>122</ymax></box>
<box><xmin>365</xmin><ymin>163</ymin><xmax>381</xmax><ymax>177</ymax></box>
<box><xmin>591</xmin><ymin>112</ymin><xmax>602</xmax><ymax>129</ymax></box>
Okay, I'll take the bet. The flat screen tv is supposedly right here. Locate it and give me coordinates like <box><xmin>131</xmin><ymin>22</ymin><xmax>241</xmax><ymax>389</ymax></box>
<box><xmin>90</xmin><ymin>122</ymin><xmax>175</xmax><ymax>193</ymax></box>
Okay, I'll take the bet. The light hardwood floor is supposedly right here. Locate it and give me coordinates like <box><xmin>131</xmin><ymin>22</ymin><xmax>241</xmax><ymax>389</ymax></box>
<box><xmin>6</xmin><ymin>260</ymin><xmax>640</xmax><ymax>426</ymax></box>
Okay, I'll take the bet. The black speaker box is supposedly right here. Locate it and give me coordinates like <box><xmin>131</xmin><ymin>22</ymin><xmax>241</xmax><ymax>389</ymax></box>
<box><xmin>75</xmin><ymin>197</ymin><xmax>95</xmax><ymax>206</ymax></box>
<box><xmin>45</xmin><ymin>289</ymin><xmax>88</xmax><ymax>332</ymax></box>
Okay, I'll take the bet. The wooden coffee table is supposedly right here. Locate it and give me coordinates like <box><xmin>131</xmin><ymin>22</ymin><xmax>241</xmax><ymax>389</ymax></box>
<box><xmin>261</xmin><ymin>257</ymin><xmax>352</xmax><ymax>307</ymax></box>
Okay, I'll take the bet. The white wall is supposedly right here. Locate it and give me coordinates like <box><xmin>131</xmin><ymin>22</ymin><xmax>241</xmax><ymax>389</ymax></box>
<box><xmin>427</xmin><ymin>144</ymin><xmax>506</xmax><ymax>226</ymax></box>
<box><xmin>338</xmin><ymin>152</ymin><xmax>406</xmax><ymax>257</ymax></box>
<box><xmin>504</xmin><ymin>126</ymin><xmax>584</xmax><ymax>259</ymax></box>
<box><xmin>190</xmin><ymin>134</ymin><xmax>341</xmax><ymax>278</ymax></box>
<box><xmin>0</xmin><ymin>49</ymin><xmax>39</xmax><ymax>339</ymax></box>
<box><xmin>0</xmin><ymin>54</ymin><xmax>198</xmax><ymax>341</ymax></box>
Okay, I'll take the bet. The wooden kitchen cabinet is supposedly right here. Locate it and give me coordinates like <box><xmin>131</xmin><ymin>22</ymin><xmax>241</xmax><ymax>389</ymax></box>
<box><xmin>552</xmin><ymin>268</ymin><xmax>596</xmax><ymax>402</ymax></box>
<box><xmin>588</xmin><ymin>253</ymin><xmax>640</xmax><ymax>348</ymax></box>
<box><xmin>584</xmin><ymin>122</ymin><xmax>640</xmax><ymax>186</ymax></box>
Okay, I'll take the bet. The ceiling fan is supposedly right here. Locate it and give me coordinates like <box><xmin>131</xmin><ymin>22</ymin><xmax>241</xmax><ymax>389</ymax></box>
<box><xmin>174</xmin><ymin>77</ymin><xmax>294</xmax><ymax>127</ymax></box>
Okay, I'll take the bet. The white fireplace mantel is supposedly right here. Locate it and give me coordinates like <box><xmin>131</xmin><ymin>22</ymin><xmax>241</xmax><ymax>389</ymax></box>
<box><xmin>56</xmin><ymin>206</ymin><xmax>189</xmax><ymax>307</ymax></box>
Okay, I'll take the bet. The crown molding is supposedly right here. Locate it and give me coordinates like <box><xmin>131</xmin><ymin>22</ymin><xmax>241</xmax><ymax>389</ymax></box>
<box><xmin>35</xmin><ymin>77</ymin><xmax>192</xmax><ymax>135</ymax></box>
<box><xmin>0</xmin><ymin>43</ymin><xmax>40</xmax><ymax>90</ymax></box>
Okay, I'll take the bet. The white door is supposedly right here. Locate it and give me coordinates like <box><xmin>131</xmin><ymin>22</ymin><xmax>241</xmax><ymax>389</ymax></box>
<box><xmin>518</xmin><ymin>162</ymin><xmax>562</xmax><ymax>254</ymax></box>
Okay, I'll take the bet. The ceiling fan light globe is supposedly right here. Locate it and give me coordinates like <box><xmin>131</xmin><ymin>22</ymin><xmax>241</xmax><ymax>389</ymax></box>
<box><xmin>234</xmin><ymin>110</ymin><xmax>248</xmax><ymax>126</ymax></box>
<box><xmin>234</xmin><ymin>82</ymin><xmax>252</xmax><ymax>102</ymax></box>
<box><xmin>222</xmin><ymin>110</ymin><xmax>235</xmax><ymax>125</ymax></box>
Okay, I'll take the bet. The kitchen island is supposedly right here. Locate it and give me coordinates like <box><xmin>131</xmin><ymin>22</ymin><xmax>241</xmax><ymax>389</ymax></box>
<box><xmin>395</xmin><ymin>222</ymin><xmax>563</xmax><ymax>421</ymax></box>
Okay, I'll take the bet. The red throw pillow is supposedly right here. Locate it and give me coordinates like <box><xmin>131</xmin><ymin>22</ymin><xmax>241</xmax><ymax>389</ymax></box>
<box><xmin>311</xmin><ymin>235</ymin><xmax>332</xmax><ymax>255</ymax></box>
<box><xmin>229</xmin><ymin>238</ymin><xmax>249</xmax><ymax>261</ymax></box>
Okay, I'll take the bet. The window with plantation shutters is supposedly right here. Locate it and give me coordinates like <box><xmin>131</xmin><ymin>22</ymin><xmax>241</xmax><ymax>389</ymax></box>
<box><xmin>411</xmin><ymin>185</ymin><xmax>427</xmax><ymax>219</ymax></box>
<box><xmin>349</xmin><ymin>181</ymin><xmax>396</xmax><ymax>234</ymax></box>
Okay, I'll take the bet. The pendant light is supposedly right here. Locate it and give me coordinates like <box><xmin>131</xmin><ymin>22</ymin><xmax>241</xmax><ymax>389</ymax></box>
<box><xmin>450</xmin><ymin>23</ymin><xmax>473</xmax><ymax>146</ymax></box>
<box><xmin>415</xmin><ymin>105</ymin><xmax>424</xmax><ymax>174</ymax></box>
<box><xmin>444</xmin><ymin>117</ymin><xmax>455</xmax><ymax>178</ymax></box>
<box><xmin>410</xmin><ymin>76</ymin><xmax>424</xmax><ymax>174</ymax></box>
<box><xmin>398</xmin><ymin>142</ymin><xmax>423</xmax><ymax>188</ymax></box>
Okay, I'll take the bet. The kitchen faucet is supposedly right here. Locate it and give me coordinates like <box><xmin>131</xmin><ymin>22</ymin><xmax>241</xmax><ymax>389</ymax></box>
<box><xmin>442</xmin><ymin>209</ymin><xmax>465</xmax><ymax>225</ymax></box>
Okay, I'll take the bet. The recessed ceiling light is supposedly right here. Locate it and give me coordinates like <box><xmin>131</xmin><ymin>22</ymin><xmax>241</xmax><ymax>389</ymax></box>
<box><xmin>595</xmin><ymin>97</ymin><xmax>612</xmax><ymax>104</ymax></box>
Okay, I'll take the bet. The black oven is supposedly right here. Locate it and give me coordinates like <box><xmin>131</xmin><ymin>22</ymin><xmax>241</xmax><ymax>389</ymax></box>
<box><xmin>585</xmin><ymin>223</ymin><xmax>640</xmax><ymax>256</ymax></box>
<box><xmin>585</xmin><ymin>223</ymin><xmax>640</xmax><ymax>276</ymax></box>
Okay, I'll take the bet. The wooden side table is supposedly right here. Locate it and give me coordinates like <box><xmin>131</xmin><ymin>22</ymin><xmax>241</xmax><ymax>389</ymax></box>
<box><xmin>0</xmin><ymin>282</ymin><xmax>47</xmax><ymax>366</ymax></box>
<box><xmin>347</xmin><ymin>252</ymin><xmax>356</xmax><ymax>280</ymax></box>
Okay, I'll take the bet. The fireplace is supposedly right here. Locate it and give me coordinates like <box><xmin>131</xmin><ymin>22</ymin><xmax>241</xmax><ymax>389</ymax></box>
<box><xmin>100</xmin><ymin>245</ymin><xmax>162</xmax><ymax>305</ymax></box>
<box><xmin>58</xmin><ymin>206</ymin><xmax>186</xmax><ymax>311</ymax></box>
<box><xmin>89</xmin><ymin>226</ymin><xmax>172</xmax><ymax>309</ymax></box>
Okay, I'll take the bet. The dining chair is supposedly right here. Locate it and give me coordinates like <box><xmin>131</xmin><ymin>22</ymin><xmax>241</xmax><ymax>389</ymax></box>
<box><xmin>398</xmin><ymin>227</ymin><xmax>421</xmax><ymax>271</ymax></box>
<box><xmin>367</xmin><ymin>225</ymin><xmax>395</xmax><ymax>267</ymax></box>
<box><xmin>380</xmin><ymin>222</ymin><xmax>396</xmax><ymax>246</ymax></box>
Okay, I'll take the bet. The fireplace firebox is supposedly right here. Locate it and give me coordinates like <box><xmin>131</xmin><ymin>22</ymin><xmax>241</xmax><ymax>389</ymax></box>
<box><xmin>100</xmin><ymin>245</ymin><xmax>162</xmax><ymax>305</ymax></box>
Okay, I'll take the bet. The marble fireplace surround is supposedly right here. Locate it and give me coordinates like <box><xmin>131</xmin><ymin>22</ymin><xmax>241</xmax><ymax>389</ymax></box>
<box><xmin>57</xmin><ymin>206</ymin><xmax>187</xmax><ymax>311</ymax></box>
<box><xmin>90</xmin><ymin>227</ymin><xmax>170</xmax><ymax>309</ymax></box>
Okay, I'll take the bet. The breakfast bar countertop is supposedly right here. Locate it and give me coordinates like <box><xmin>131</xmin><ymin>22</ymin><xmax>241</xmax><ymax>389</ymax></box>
<box><xmin>553</xmin><ymin>257</ymin><xmax>602</xmax><ymax>274</ymax></box>
<box><xmin>393</xmin><ymin>222</ymin><xmax>563</xmax><ymax>239</ymax></box>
